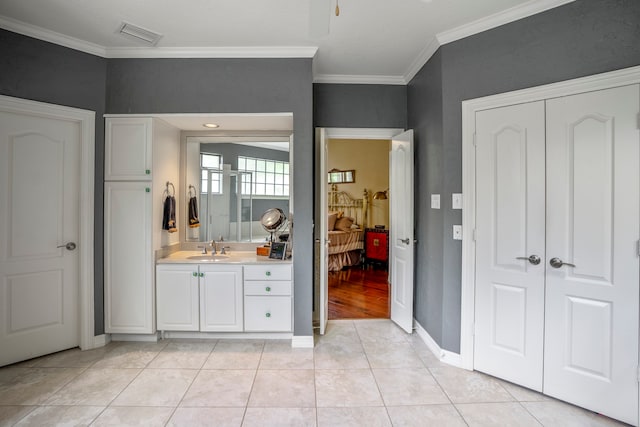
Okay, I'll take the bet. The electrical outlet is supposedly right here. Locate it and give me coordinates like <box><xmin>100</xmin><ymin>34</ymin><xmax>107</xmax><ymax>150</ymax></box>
<box><xmin>452</xmin><ymin>193</ymin><xmax>462</xmax><ymax>209</ymax></box>
<box><xmin>453</xmin><ymin>225</ymin><xmax>462</xmax><ymax>240</ymax></box>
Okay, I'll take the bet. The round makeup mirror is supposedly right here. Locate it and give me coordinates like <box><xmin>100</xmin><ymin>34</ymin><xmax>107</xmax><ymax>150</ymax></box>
<box><xmin>260</xmin><ymin>208</ymin><xmax>287</xmax><ymax>243</ymax></box>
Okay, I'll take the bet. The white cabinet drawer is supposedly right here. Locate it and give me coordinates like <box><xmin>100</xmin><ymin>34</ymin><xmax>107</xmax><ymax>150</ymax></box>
<box><xmin>244</xmin><ymin>281</ymin><xmax>291</xmax><ymax>296</ymax></box>
<box><xmin>244</xmin><ymin>296</ymin><xmax>292</xmax><ymax>332</ymax></box>
<box><xmin>244</xmin><ymin>264</ymin><xmax>291</xmax><ymax>281</ymax></box>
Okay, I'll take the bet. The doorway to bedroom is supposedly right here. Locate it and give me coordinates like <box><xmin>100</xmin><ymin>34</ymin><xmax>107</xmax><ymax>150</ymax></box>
<box><xmin>325</xmin><ymin>137</ymin><xmax>391</xmax><ymax>319</ymax></box>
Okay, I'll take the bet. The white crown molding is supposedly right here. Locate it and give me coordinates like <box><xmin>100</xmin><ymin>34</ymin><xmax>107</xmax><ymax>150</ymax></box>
<box><xmin>436</xmin><ymin>0</ymin><xmax>576</xmax><ymax>45</ymax></box>
<box><xmin>404</xmin><ymin>38</ymin><xmax>440</xmax><ymax>84</ymax></box>
<box><xmin>105</xmin><ymin>46</ymin><xmax>318</xmax><ymax>59</ymax></box>
<box><xmin>0</xmin><ymin>15</ymin><xmax>107</xmax><ymax>57</ymax></box>
<box><xmin>313</xmin><ymin>74</ymin><xmax>406</xmax><ymax>85</ymax></box>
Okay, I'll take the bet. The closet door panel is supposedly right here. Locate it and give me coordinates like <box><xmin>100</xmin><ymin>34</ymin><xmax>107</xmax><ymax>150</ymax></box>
<box><xmin>474</xmin><ymin>101</ymin><xmax>546</xmax><ymax>391</ymax></box>
<box><xmin>544</xmin><ymin>84</ymin><xmax>640</xmax><ymax>426</ymax></box>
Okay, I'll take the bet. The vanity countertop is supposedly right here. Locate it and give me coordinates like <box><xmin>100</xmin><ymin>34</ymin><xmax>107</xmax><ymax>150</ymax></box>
<box><xmin>156</xmin><ymin>250</ymin><xmax>292</xmax><ymax>265</ymax></box>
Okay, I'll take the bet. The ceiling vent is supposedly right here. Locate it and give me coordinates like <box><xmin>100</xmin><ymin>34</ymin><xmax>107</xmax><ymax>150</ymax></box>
<box><xmin>118</xmin><ymin>22</ymin><xmax>162</xmax><ymax>46</ymax></box>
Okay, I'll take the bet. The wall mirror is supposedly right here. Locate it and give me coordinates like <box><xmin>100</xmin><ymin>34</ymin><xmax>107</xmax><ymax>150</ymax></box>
<box><xmin>185</xmin><ymin>136</ymin><xmax>291</xmax><ymax>243</ymax></box>
<box><xmin>181</xmin><ymin>114</ymin><xmax>293</xmax><ymax>243</ymax></box>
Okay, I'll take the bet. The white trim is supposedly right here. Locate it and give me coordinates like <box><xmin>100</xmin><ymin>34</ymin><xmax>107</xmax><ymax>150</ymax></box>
<box><xmin>313</xmin><ymin>74</ymin><xmax>406</xmax><ymax>85</ymax></box>
<box><xmin>0</xmin><ymin>95</ymin><xmax>96</xmax><ymax>352</ymax></box>
<box><xmin>111</xmin><ymin>333</ymin><xmax>159</xmax><ymax>342</ymax></box>
<box><xmin>105</xmin><ymin>46</ymin><xmax>318</xmax><ymax>59</ymax></box>
<box><xmin>157</xmin><ymin>331</ymin><xmax>294</xmax><ymax>340</ymax></box>
<box><xmin>0</xmin><ymin>16</ymin><xmax>107</xmax><ymax>57</ymax></box>
<box><xmin>403</xmin><ymin>38</ymin><xmax>440</xmax><ymax>84</ymax></box>
<box><xmin>437</xmin><ymin>0</ymin><xmax>576</xmax><ymax>45</ymax></box>
<box><xmin>324</xmin><ymin>128</ymin><xmax>404</xmax><ymax>140</ymax></box>
<box><xmin>414</xmin><ymin>320</ymin><xmax>463</xmax><ymax>369</ymax></box>
<box><xmin>291</xmin><ymin>335</ymin><xmax>315</xmax><ymax>348</ymax></box>
<box><xmin>460</xmin><ymin>65</ymin><xmax>640</xmax><ymax>373</ymax></box>
<box><xmin>93</xmin><ymin>334</ymin><xmax>110</xmax><ymax>348</ymax></box>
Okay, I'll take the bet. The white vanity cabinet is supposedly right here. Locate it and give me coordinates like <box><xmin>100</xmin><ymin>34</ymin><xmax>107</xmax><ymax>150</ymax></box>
<box><xmin>105</xmin><ymin>117</ymin><xmax>153</xmax><ymax>181</ymax></box>
<box><xmin>200</xmin><ymin>265</ymin><xmax>244</xmax><ymax>332</ymax></box>
<box><xmin>244</xmin><ymin>264</ymin><xmax>292</xmax><ymax>332</ymax></box>
<box><xmin>156</xmin><ymin>265</ymin><xmax>199</xmax><ymax>331</ymax></box>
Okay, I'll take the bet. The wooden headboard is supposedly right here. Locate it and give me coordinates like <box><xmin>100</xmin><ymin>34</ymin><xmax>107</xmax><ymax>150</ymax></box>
<box><xmin>328</xmin><ymin>185</ymin><xmax>369</xmax><ymax>228</ymax></box>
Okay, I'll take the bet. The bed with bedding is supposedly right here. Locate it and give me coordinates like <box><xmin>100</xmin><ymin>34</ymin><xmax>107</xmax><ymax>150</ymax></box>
<box><xmin>327</xmin><ymin>187</ymin><xmax>369</xmax><ymax>271</ymax></box>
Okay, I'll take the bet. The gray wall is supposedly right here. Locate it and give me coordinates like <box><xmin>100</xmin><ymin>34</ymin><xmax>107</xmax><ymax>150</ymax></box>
<box><xmin>106</xmin><ymin>58</ymin><xmax>314</xmax><ymax>336</ymax></box>
<box><xmin>0</xmin><ymin>29</ymin><xmax>108</xmax><ymax>334</ymax></box>
<box><xmin>314</xmin><ymin>83</ymin><xmax>407</xmax><ymax>129</ymax></box>
<box><xmin>409</xmin><ymin>0</ymin><xmax>640</xmax><ymax>352</ymax></box>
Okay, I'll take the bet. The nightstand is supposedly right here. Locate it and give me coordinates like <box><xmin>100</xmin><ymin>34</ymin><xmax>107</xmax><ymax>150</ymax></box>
<box><xmin>364</xmin><ymin>228</ymin><xmax>389</xmax><ymax>267</ymax></box>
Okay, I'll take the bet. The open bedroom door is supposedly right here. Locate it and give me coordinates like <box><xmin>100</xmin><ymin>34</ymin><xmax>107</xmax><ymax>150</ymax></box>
<box><xmin>315</xmin><ymin>128</ymin><xmax>329</xmax><ymax>335</ymax></box>
<box><xmin>390</xmin><ymin>130</ymin><xmax>414</xmax><ymax>333</ymax></box>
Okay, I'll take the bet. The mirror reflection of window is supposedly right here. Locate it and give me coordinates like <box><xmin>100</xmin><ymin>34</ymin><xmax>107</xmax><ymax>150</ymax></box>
<box><xmin>238</xmin><ymin>156</ymin><xmax>289</xmax><ymax>197</ymax></box>
<box><xmin>201</xmin><ymin>153</ymin><xmax>223</xmax><ymax>195</ymax></box>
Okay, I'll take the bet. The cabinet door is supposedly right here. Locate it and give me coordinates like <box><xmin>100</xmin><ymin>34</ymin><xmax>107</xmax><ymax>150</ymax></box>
<box><xmin>199</xmin><ymin>265</ymin><xmax>243</xmax><ymax>331</ymax></box>
<box><xmin>104</xmin><ymin>181</ymin><xmax>153</xmax><ymax>333</ymax></box>
<box><xmin>156</xmin><ymin>265</ymin><xmax>199</xmax><ymax>331</ymax></box>
<box><xmin>105</xmin><ymin>117</ymin><xmax>152</xmax><ymax>181</ymax></box>
<box><xmin>244</xmin><ymin>296</ymin><xmax>292</xmax><ymax>332</ymax></box>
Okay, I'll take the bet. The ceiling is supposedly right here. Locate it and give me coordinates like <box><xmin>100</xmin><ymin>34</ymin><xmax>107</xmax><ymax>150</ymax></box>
<box><xmin>0</xmin><ymin>0</ymin><xmax>573</xmax><ymax>84</ymax></box>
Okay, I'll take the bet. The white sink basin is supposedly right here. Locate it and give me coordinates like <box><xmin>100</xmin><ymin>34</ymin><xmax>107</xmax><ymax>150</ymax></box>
<box><xmin>187</xmin><ymin>255</ymin><xmax>230</xmax><ymax>261</ymax></box>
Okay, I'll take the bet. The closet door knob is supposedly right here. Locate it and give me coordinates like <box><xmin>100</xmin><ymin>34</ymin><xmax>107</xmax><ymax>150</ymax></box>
<box><xmin>57</xmin><ymin>242</ymin><xmax>76</xmax><ymax>251</ymax></box>
<box><xmin>549</xmin><ymin>257</ymin><xmax>575</xmax><ymax>268</ymax></box>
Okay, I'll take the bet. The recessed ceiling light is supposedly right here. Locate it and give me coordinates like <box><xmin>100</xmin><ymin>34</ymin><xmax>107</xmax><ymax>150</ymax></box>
<box><xmin>203</xmin><ymin>123</ymin><xmax>219</xmax><ymax>128</ymax></box>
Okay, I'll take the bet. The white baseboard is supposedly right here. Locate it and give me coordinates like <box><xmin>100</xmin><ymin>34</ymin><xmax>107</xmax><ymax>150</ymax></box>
<box><xmin>93</xmin><ymin>334</ymin><xmax>110</xmax><ymax>348</ymax></box>
<box><xmin>160</xmin><ymin>331</ymin><xmax>293</xmax><ymax>340</ymax></box>
<box><xmin>291</xmin><ymin>335</ymin><xmax>314</xmax><ymax>348</ymax></box>
<box><xmin>110</xmin><ymin>333</ymin><xmax>160</xmax><ymax>342</ymax></box>
<box><xmin>414</xmin><ymin>319</ymin><xmax>465</xmax><ymax>369</ymax></box>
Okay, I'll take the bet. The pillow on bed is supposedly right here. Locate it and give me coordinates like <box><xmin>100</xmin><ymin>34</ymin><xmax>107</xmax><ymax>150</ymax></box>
<box><xmin>329</xmin><ymin>210</ymin><xmax>344</xmax><ymax>219</ymax></box>
<box><xmin>328</xmin><ymin>213</ymin><xmax>338</xmax><ymax>230</ymax></box>
<box><xmin>335</xmin><ymin>216</ymin><xmax>354</xmax><ymax>231</ymax></box>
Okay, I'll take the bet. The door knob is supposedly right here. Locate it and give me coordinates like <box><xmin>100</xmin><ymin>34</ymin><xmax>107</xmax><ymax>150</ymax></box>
<box><xmin>398</xmin><ymin>238</ymin><xmax>410</xmax><ymax>245</ymax></box>
<box><xmin>515</xmin><ymin>255</ymin><xmax>541</xmax><ymax>265</ymax></box>
<box><xmin>549</xmin><ymin>257</ymin><xmax>575</xmax><ymax>268</ymax></box>
<box><xmin>57</xmin><ymin>242</ymin><xmax>76</xmax><ymax>251</ymax></box>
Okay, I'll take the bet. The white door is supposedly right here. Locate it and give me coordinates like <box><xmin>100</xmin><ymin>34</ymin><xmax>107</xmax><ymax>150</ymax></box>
<box><xmin>0</xmin><ymin>109</ymin><xmax>80</xmax><ymax>367</ymax></box>
<box><xmin>544</xmin><ymin>85</ymin><xmax>639</xmax><ymax>425</ymax></box>
<box><xmin>474</xmin><ymin>101</ymin><xmax>546</xmax><ymax>391</ymax></box>
<box><xmin>389</xmin><ymin>130</ymin><xmax>414</xmax><ymax>333</ymax></box>
<box><xmin>315</xmin><ymin>128</ymin><xmax>329</xmax><ymax>335</ymax></box>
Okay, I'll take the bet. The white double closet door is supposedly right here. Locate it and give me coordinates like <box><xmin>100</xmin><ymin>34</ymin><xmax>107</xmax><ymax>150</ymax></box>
<box><xmin>474</xmin><ymin>85</ymin><xmax>639</xmax><ymax>425</ymax></box>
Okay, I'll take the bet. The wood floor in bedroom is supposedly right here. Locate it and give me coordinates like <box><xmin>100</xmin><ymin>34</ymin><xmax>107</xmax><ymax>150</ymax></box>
<box><xmin>328</xmin><ymin>266</ymin><xmax>389</xmax><ymax>319</ymax></box>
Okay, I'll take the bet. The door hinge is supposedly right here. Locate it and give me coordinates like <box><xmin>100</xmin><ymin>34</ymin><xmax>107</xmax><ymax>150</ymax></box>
<box><xmin>472</xmin><ymin>132</ymin><xmax>477</xmax><ymax>147</ymax></box>
<box><xmin>472</xmin><ymin>229</ymin><xmax>477</xmax><ymax>242</ymax></box>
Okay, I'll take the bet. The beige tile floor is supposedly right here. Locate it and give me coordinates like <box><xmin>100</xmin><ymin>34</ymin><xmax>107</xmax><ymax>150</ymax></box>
<box><xmin>0</xmin><ymin>319</ymin><xmax>629</xmax><ymax>426</ymax></box>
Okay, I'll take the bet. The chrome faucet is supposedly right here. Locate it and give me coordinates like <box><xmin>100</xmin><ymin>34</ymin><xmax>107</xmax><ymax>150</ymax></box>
<box><xmin>210</xmin><ymin>240</ymin><xmax>217</xmax><ymax>255</ymax></box>
<box><xmin>220</xmin><ymin>246</ymin><xmax>231</xmax><ymax>255</ymax></box>
<box><xmin>198</xmin><ymin>245</ymin><xmax>207</xmax><ymax>254</ymax></box>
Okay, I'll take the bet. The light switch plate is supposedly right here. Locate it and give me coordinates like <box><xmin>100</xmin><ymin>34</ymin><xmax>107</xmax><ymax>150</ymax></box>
<box><xmin>431</xmin><ymin>194</ymin><xmax>440</xmax><ymax>209</ymax></box>
<box><xmin>453</xmin><ymin>225</ymin><xmax>462</xmax><ymax>240</ymax></box>
<box><xmin>452</xmin><ymin>193</ymin><xmax>462</xmax><ymax>209</ymax></box>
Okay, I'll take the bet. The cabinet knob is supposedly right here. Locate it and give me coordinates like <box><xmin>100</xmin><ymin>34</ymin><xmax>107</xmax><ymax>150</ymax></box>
<box><xmin>265</xmin><ymin>312</ymin><xmax>271</xmax><ymax>318</ymax></box>
<box><xmin>265</xmin><ymin>286</ymin><xmax>271</xmax><ymax>292</ymax></box>
<box><xmin>145</xmin><ymin>187</ymin><xmax>150</xmax><ymax>193</ymax></box>
<box><xmin>199</xmin><ymin>272</ymin><xmax>204</xmax><ymax>277</ymax></box>
<box><xmin>145</xmin><ymin>169</ymin><xmax>151</xmax><ymax>175</ymax></box>
<box><xmin>265</xmin><ymin>271</ymin><xmax>271</xmax><ymax>277</ymax></box>
<box><xmin>192</xmin><ymin>272</ymin><xmax>198</xmax><ymax>277</ymax></box>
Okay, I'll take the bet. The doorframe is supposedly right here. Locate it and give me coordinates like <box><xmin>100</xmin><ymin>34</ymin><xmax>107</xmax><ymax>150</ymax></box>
<box><xmin>0</xmin><ymin>95</ymin><xmax>96</xmax><ymax>351</ymax></box>
<box><xmin>314</xmin><ymin>127</ymin><xmax>403</xmax><ymax>326</ymax></box>
<box><xmin>460</xmin><ymin>66</ymin><xmax>640</xmax><ymax>380</ymax></box>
